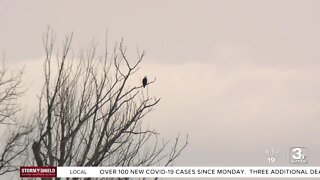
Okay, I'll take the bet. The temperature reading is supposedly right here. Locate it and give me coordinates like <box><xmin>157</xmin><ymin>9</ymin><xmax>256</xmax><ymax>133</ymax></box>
<box><xmin>265</xmin><ymin>148</ymin><xmax>279</xmax><ymax>164</ymax></box>
<box><xmin>268</xmin><ymin>157</ymin><xmax>276</xmax><ymax>164</ymax></box>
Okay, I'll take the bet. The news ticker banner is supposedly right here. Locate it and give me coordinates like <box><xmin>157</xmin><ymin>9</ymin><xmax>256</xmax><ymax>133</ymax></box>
<box><xmin>20</xmin><ymin>166</ymin><xmax>320</xmax><ymax>178</ymax></box>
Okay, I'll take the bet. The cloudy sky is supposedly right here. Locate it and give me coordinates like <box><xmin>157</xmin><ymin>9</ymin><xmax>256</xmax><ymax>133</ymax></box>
<box><xmin>1</xmin><ymin>0</ymin><xmax>320</xmax><ymax>179</ymax></box>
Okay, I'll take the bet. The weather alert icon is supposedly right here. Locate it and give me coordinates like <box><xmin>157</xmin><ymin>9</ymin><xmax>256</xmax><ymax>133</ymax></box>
<box><xmin>290</xmin><ymin>147</ymin><xmax>308</xmax><ymax>164</ymax></box>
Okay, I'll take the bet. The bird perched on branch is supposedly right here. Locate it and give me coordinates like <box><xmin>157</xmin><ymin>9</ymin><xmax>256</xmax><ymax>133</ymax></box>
<box><xmin>142</xmin><ymin>76</ymin><xmax>147</xmax><ymax>88</ymax></box>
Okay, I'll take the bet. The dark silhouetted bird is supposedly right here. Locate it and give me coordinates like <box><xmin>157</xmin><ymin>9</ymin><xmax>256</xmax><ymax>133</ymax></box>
<box><xmin>142</xmin><ymin>76</ymin><xmax>147</xmax><ymax>88</ymax></box>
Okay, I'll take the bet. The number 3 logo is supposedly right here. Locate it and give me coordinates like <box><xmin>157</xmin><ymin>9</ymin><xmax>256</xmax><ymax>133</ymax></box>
<box><xmin>292</xmin><ymin>148</ymin><xmax>303</xmax><ymax>160</ymax></box>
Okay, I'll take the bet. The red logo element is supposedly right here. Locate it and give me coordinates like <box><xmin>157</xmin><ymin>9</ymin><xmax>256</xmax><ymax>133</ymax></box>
<box><xmin>20</xmin><ymin>166</ymin><xmax>57</xmax><ymax>178</ymax></box>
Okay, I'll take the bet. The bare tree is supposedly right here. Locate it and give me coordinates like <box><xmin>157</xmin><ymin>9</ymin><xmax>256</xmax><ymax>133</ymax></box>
<box><xmin>0</xmin><ymin>60</ymin><xmax>32</xmax><ymax>175</ymax></box>
<box><xmin>0</xmin><ymin>61</ymin><xmax>23</xmax><ymax>125</ymax></box>
<box><xmin>31</xmin><ymin>29</ymin><xmax>187</xmax><ymax>179</ymax></box>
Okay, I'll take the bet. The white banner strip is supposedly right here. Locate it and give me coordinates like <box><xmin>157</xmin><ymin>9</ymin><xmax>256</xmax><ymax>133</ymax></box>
<box><xmin>57</xmin><ymin>167</ymin><xmax>320</xmax><ymax>178</ymax></box>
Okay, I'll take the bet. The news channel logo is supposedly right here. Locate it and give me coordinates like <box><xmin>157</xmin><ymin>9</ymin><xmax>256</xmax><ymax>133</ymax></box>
<box><xmin>290</xmin><ymin>147</ymin><xmax>308</xmax><ymax>164</ymax></box>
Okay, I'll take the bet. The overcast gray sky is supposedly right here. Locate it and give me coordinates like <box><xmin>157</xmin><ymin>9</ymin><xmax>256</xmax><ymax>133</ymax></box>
<box><xmin>1</xmin><ymin>0</ymin><xmax>320</xmax><ymax>179</ymax></box>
